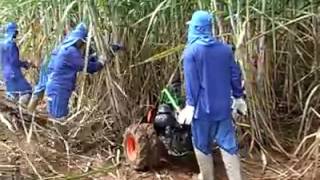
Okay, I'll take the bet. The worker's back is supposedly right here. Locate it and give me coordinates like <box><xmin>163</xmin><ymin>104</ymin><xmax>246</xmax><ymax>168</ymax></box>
<box><xmin>183</xmin><ymin>41</ymin><xmax>241</xmax><ymax>121</ymax></box>
<box><xmin>0</xmin><ymin>39</ymin><xmax>23</xmax><ymax>80</ymax></box>
<box><xmin>180</xmin><ymin>10</ymin><xmax>245</xmax><ymax>180</ymax></box>
<box><xmin>0</xmin><ymin>22</ymin><xmax>32</xmax><ymax>94</ymax></box>
<box><xmin>47</xmin><ymin>46</ymin><xmax>82</xmax><ymax>92</ymax></box>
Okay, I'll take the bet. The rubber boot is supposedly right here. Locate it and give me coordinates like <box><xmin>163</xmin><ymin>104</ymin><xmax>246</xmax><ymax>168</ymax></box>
<box><xmin>27</xmin><ymin>92</ymin><xmax>43</xmax><ymax>111</ymax></box>
<box><xmin>5</xmin><ymin>92</ymin><xmax>18</xmax><ymax>102</ymax></box>
<box><xmin>220</xmin><ymin>148</ymin><xmax>242</xmax><ymax>180</ymax></box>
<box><xmin>194</xmin><ymin>148</ymin><xmax>214</xmax><ymax>180</ymax></box>
<box><xmin>0</xmin><ymin>79</ymin><xmax>4</xmax><ymax>90</ymax></box>
<box><xmin>19</xmin><ymin>93</ymin><xmax>31</xmax><ymax>106</ymax></box>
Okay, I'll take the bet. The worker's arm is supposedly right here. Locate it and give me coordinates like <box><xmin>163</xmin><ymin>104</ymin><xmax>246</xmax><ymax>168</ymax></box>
<box><xmin>85</xmin><ymin>43</ymin><xmax>125</xmax><ymax>73</ymax></box>
<box><xmin>65</xmin><ymin>47</ymin><xmax>103</xmax><ymax>74</ymax></box>
<box><xmin>183</xmin><ymin>47</ymin><xmax>200</xmax><ymax>107</ymax></box>
<box><xmin>230</xmin><ymin>50</ymin><xmax>244</xmax><ymax>98</ymax></box>
<box><xmin>7</xmin><ymin>42</ymin><xmax>29</xmax><ymax>68</ymax></box>
<box><xmin>86</xmin><ymin>56</ymin><xmax>104</xmax><ymax>73</ymax></box>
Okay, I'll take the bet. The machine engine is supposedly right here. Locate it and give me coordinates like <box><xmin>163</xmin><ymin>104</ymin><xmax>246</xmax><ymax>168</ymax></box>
<box><xmin>153</xmin><ymin>104</ymin><xmax>193</xmax><ymax>156</ymax></box>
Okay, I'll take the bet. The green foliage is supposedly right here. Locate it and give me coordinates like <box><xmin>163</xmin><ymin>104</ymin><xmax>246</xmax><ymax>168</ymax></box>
<box><xmin>0</xmin><ymin>1</ymin><xmax>319</xmax><ymax>176</ymax></box>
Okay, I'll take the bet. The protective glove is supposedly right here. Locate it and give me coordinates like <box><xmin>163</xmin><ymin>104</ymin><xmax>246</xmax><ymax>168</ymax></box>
<box><xmin>232</xmin><ymin>98</ymin><xmax>247</xmax><ymax>116</ymax></box>
<box><xmin>21</xmin><ymin>61</ymin><xmax>32</xmax><ymax>69</ymax></box>
<box><xmin>88</xmin><ymin>52</ymin><xmax>97</xmax><ymax>60</ymax></box>
<box><xmin>98</xmin><ymin>55</ymin><xmax>107</xmax><ymax>66</ymax></box>
<box><xmin>110</xmin><ymin>43</ymin><xmax>125</xmax><ymax>52</ymax></box>
<box><xmin>177</xmin><ymin>105</ymin><xmax>195</xmax><ymax>125</ymax></box>
<box><xmin>107</xmin><ymin>44</ymin><xmax>123</xmax><ymax>60</ymax></box>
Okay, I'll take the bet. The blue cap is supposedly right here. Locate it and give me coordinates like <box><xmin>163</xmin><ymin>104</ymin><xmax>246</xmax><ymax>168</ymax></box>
<box><xmin>5</xmin><ymin>22</ymin><xmax>18</xmax><ymax>35</ymax></box>
<box><xmin>62</xmin><ymin>23</ymin><xmax>88</xmax><ymax>47</ymax></box>
<box><xmin>187</xmin><ymin>10</ymin><xmax>213</xmax><ymax>27</ymax></box>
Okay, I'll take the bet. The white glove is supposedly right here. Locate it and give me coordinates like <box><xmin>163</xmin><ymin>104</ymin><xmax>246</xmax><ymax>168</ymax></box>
<box><xmin>178</xmin><ymin>105</ymin><xmax>195</xmax><ymax>125</ymax></box>
<box><xmin>232</xmin><ymin>98</ymin><xmax>247</xmax><ymax>116</ymax></box>
<box><xmin>98</xmin><ymin>55</ymin><xmax>107</xmax><ymax>66</ymax></box>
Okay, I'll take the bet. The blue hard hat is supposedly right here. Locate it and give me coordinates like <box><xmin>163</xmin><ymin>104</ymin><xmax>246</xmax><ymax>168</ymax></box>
<box><xmin>186</xmin><ymin>10</ymin><xmax>213</xmax><ymax>27</ymax></box>
<box><xmin>62</xmin><ymin>23</ymin><xmax>88</xmax><ymax>47</ymax></box>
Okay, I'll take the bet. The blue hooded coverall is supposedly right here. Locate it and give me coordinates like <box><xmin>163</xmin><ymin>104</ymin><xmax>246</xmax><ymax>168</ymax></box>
<box><xmin>183</xmin><ymin>11</ymin><xmax>244</xmax><ymax>155</ymax></box>
<box><xmin>32</xmin><ymin>47</ymin><xmax>59</xmax><ymax>97</ymax></box>
<box><xmin>45</xmin><ymin>23</ymin><xmax>104</xmax><ymax>119</ymax></box>
<box><xmin>0</xmin><ymin>22</ymin><xmax>32</xmax><ymax>96</ymax></box>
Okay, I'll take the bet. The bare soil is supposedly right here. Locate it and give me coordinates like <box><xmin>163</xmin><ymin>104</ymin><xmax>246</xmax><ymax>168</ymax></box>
<box><xmin>0</xmin><ymin>119</ymin><xmax>318</xmax><ymax>180</ymax></box>
<box><xmin>0</xmin><ymin>117</ymin><xmax>260</xmax><ymax>180</ymax></box>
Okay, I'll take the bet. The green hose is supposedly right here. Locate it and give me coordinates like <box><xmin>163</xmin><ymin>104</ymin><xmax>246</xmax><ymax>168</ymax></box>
<box><xmin>161</xmin><ymin>88</ymin><xmax>180</xmax><ymax>111</ymax></box>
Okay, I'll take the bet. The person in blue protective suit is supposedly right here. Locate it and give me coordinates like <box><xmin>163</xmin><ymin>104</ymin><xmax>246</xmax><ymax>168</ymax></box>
<box><xmin>178</xmin><ymin>11</ymin><xmax>247</xmax><ymax>180</ymax></box>
<box><xmin>29</xmin><ymin>27</ymin><xmax>84</xmax><ymax>111</ymax></box>
<box><xmin>0</xmin><ymin>22</ymin><xmax>32</xmax><ymax>104</ymax></box>
<box><xmin>28</xmin><ymin>26</ymin><xmax>76</xmax><ymax>111</ymax></box>
<box><xmin>29</xmin><ymin>25</ymin><xmax>123</xmax><ymax>113</ymax></box>
<box><xmin>45</xmin><ymin>23</ymin><xmax>119</xmax><ymax>120</ymax></box>
<box><xmin>27</xmin><ymin>47</ymin><xmax>59</xmax><ymax>111</ymax></box>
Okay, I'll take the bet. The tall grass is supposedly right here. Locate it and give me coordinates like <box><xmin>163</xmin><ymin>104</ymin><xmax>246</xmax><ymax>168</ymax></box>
<box><xmin>0</xmin><ymin>0</ymin><xmax>320</xmax><ymax>178</ymax></box>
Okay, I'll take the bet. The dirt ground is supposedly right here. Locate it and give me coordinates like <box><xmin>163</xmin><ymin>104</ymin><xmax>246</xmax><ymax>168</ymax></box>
<box><xmin>0</xmin><ymin>120</ymin><xmax>259</xmax><ymax>180</ymax></box>
<box><xmin>117</xmin><ymin>150</ymin><xmax>238</xmax><ymax>180</ymax></box>
<box><xmin>0</xmin><ymin>124</ymin><xmax>267</xmax><ymax>180</ymax></box>
<box><xmin>0</xmin><ymin>120</ymin><xmax>319</xmax><ymax>180</ymax></box>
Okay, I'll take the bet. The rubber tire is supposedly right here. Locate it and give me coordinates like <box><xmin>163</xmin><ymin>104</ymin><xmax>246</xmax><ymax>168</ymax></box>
<box><xmin>123</xmin><ymin>123</ymin><xmax>160</xmax><ymax>170</ymax></box>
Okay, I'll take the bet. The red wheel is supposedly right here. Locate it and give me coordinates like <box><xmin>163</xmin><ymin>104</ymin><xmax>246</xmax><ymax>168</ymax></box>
<box><xmin>126</xmin><ymin>135</ymin><xmax>138</xmax><ymax>161</ymax></box>
<box><xmin>123</xmin><ymin>123</ymin><xmax>160</xmax><ymax>170</ymax></box>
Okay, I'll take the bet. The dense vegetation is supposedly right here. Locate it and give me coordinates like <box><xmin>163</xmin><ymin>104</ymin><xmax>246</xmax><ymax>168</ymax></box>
<box><xmin>0</xmin><ymin>0</ymin><xmax>319</xmax><ymax>179</ymax></box>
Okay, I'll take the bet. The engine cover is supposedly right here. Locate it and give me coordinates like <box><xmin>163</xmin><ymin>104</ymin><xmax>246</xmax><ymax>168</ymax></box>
<box><xmin>154</xmin><ymin>104</ymin><xmax>178</xmax><ymax>131</ymax></box>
